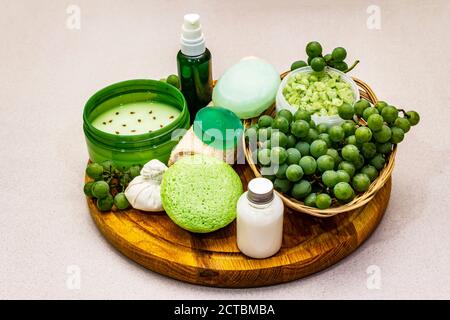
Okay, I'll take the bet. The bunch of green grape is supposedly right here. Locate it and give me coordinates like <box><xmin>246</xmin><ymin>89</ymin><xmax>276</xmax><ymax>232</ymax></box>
<box><xmin>245</xmin><ymin>103</ymin><xmax>420</xmax><ymax>209</ymax></box>
<box><xmin>83</xmin><ymin>161</ymin><xmax>142</xmax><ymax>211</ymax></box>
<box><xmin>290</xmin><ymin>41</ymin><xmax>359</xmax><ymax>73</ymax></box>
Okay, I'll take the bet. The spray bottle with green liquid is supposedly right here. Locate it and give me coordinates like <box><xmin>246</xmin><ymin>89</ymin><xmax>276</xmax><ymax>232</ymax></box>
<box><xmin>177</xmin><ymin>14</ymin><xmax>213</xmax><ymax>124</ymax></box>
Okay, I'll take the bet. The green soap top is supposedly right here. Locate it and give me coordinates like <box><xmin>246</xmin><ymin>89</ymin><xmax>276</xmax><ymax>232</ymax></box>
<box><xmin>193</xmin><ymin>106</ymin><xmax>243</xmax><ymax>150</ymax></box>
<box><xmin>161</xmin><ymin>155</ymin><xmax>243</xmax><ymax>233</ymax></box>
<box><xmin>212</xmin><ymin>57</ymin><xmax>281</xmax><ymax>119</ymax></box>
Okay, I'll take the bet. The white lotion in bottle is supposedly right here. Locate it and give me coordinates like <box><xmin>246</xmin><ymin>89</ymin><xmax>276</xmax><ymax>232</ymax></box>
<box><xmin>236</xmin><ymin>177</ymin><xmax>284</xmax><ymax>259</ymax></box>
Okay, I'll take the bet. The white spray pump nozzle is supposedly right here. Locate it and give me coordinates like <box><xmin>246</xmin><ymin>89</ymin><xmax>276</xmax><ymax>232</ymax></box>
<box><xmin>180</xmin><ymin>13</ymin><xmax>206</xmax><ymax>56</ymax></box>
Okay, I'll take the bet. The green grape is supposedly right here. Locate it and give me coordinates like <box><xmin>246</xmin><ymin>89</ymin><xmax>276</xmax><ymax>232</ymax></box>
<box><xmin>331</xmin><ymin>47</ymin><xmax>347</xmax><ymax>62</ymax></box>
<box><xmin>310</xmin><ymin>140</ymin><xmax>328</xmax><ymax>158</ymax></box>
<box><xmin>353</xmin><ymin>154</ymin><xmax>365</xmax><ymax>170</ymax></box>
<box><xmin>166</xmin><ymin>75</ymin><xmax>180</xmax><ymax>89</ymax></box>
<box><xmin>329</xmin><ymin>126</ymin><xmax>345</xmax><ymax>142</ymax></box>
<box><xmin>291</xmin><ymin>60</ymin><xmax>308</xmax><ymax>71</ymax></box>
<box><xmin>295</xmin><ymin>141</ymin><xmax>310</xmax><ymax>156</ymax></box>
<box><xmin>326</xmin><ymin>148</ymin><xmax>342</xmax><ymax>166</ymax></box>
<box><xmin>336</xmin><ymin>170</ymin><xmax>351</xmax><ymax>183</ymax></box>
<box><xmin>354</xmin><ymin>99</ymin><xmax>371</xmax><ymax>116</ymax></box>
<box><xmin>361</xmin><ymin>165</ymin><xmax>378</xmax><ymax>182</ymax></box>
<box><xmin>338</xmin><ymin>161</ymin><xmax>356</xmax><ymax>177</ymax></box>
<box><xmin>114</xmin><ymin>193</ymin><xmax>130</xmax><ymax>210</ymax></box>
<box><xmin>91</xmin><ymin>181</ymin><xmax>110</xmax><ymax>199</ymax></box>
<box><xmin>338</xmin><ymin>102</ymin><xmax>354</xmax><ymax>120</ymax></box>
<box><xmin>362</xmin><ymin>107</ymin><xmax>379</xmax><ymax>121</ymax></box>
<box><xmin>294</xmin><ymin>110</ymin><xmax>311</xmax><ymax>122</ymax></box>
<box><xmin>390</xmin><ymin>127</ymin><xmax>405</xmax><ymax>144</ymax></box>
<box><xmin>394</xmin><ymin>117</ymin><xmax>411</xmax><ymax>133</ymax></box>
<box><xmin>305</xmin><ymin>128</ymin><xmax>319</xmax><ymax>144</ymax></box>
<box><xmin>286</xmin><ymin>164</ymin><xmax>304</xmax><ymax>182</ymax></box>
<box><xmin>342</xmin><ymin>121</ymin><xmax>356</xmax><ymax>136</ymax></box>
<box><xmin>272</xmin><ymin>116</ymin><xmax>290</xmax><ymax>133</ymax></box>
<box><xmin>86</xmin><ymin>163</ymin><xmax>104</xmax><ymax>180</ymax></box>
<box><xmin>345</xmin><ymin>135</ymin><xmax>358</xmax><ymax>146</ymax></box>
<box><xmin>299</xmin><ymin>156</ymin><xmax>317</xmax><ymax>175</ymax></box>
<box><xmin>316</xmin><ymin>193</ymin><xmax>332</xmax><ymax>209</ymax></box>
<box><xmin>304</xmin><ymin>193</ymin><xmax>317</xmax><ymax>207</ymax></box>
<box><xmin>274</xmin><ymin>163</ymin><xmax>289</xmax><ymax>179</ymax></box>
<box><xmin>100</xmin><ymin>160</ymin><xmax>115</xmax><ymax>172</ymax></box>
<box><xmin>361</xmin><ymin>142</ymin><xmax>377</xmax><ymax>159</ymax></box>
<box><xmin>310</xmin><ymin>57</ymin><xmax>326</xmax><ymax>72</ymax></box>
<box><xmin>367</xmin><ymin>114</ymin><xmax>384</xmax><ymax>132</ymax></box>
<box><xmin>381</xmin><ymin>106</ymin><xmax>399</xmax><ymax>124</ymax></box>
<box><xmin>277</xmin><ymin>109</ymin><xmax>293</xmax><ymax>123</ymax></box>
<box><xmin>318</xmin><ymin>133</ymin><xmax>332</xmax><ymax>147</ymax></box>
<box><xmin>258</xmin><ymin>115</ymin><xmax>273</xmax><ymax>128</ymax></box>
<box><xmin>291</xmin><ymin>120</ymin><xmax>310</xmax><ymax>138</ymax></box>
<box><xmin>120</xmin><ymin>173</ymin><xmax>131</xmax><ymax>188</ymax></box>
<box><xmin>323</xmin><ymin>54</ymin><xmax>333</xmax><ymax>63</ymax></box>
<box><xmin>258</xmin><ymin>149</ymin><xmax>271</xmax><ymax>166</ymax></box>
<box><xmin>373</xmin><ymin>125</ymin><xmax>392</xmax><ymax>143</ymax></box>
<box><xmin>97</xmin><ymin>194</ymin><xmax>114</xmax><ymax>211</ymax></box>
<box><xmin>258</xmin><ymin>127</ymin><xmax>271</xmax><ymax>141</ymax></box>
<box><xmin>286</xmin><ymin>134</ymin><xmax>297</xmax><ymax>148</ymax></box>
<box><xmin>376</xmin><ymin>142</ymin><xmax>392</xmax><ymax>154</ymax></box>
<box><xmin>355</xmin><ymin>126</ymin><xmax>373</xmax><ymax>143</ymax></box>
<box><xmin>370</xmin><ymin>154</ymin><xmax>386</xmax><ymax>170</ymax></box>
<box><xmin>274</xmin><ymin>178</ymin><xmax>292</xmax><ymax>193</ymax></box>
<box><xmin>245</xmin><ymin>126</ymin><xmax>257</xmax><ymax>141</ymax></box>
<box><xmin>322</xmin><ymin>170</ymin><xmax>339</xmax><ymax>188</ymax></box>
<box><xmin>271</xmin><ymin>147</ymin><xmax>288</xmax><ymax>164</ymax></box>
<box><xmin>341</xmin><ymin>144</ymin><xmax>360</xmax><ymax>162</ymax></box>
<box><xmin>83</xmin><ymin>181</ymin><xmax>95</xmax><ymax>197</ymax></box>
<box><xmin>129</xmin><ymin>165</ymin><xmax>141</xmax><ymax>178</ymax></box>
<box><xmin>260</xmin><ymin>140</ymin><xmax>271</xmax><ymax>149</ymax></box>
<box><xmin>306</xmin><ymin>41</ymin><xmax>323</xmax><ymax>57</ymax></box>
<box><xmin>286</xmin><ymin>148</ymin><xmax>302</xmax><ymax>165</ymax></box>
<box><xmin>374</xmin><ymin>101</ymin><xmax>388</xmax><ymax>113</ymax></box>
<box><xmin>333</xmin><ymin>182</ymin><xmax>355</xmax><ymax>202</ymax></box>
<box><xmin>353</xmin><ymin>173</ymin><xmax>371</xmax><ymax>192</ymax></box>
<box><xmin>332</xmin><ymin>61</ymin><xmax>348</xmax><ymax>72</ymax></box>
<box><xmin>291</xmin><ymin>180</ymin><xmax>312</xmax><ymax>200</ymax></box>
<box><xmin>309</xmin><ymin>120</ymin><xmax>316</xmax><ymax>128</ymax></box>
<box><xmin>317</xmin><ymin>123</ymin><xmax>328</xmax><ymax>134</ymax></box>
<box><xmin>317</xmin><ymin>155</ymin><xmax>335</xmax><ymax>172</ymax></box>
<box><xmin>406</xmin><ymin>111</ymin><xmax>420</xmax><ymax>126</ymax></box>
<box><xmin>271</xmin><ymin>131</ymin><xmax>288</xmax><ymax>148</ymax></box>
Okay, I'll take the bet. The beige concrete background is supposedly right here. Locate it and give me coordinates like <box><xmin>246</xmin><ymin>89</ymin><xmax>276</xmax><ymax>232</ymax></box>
<box><xmin>1</xmin><ymin>0</ymin><xmax>449</xmax><ymax>299</ymax></box>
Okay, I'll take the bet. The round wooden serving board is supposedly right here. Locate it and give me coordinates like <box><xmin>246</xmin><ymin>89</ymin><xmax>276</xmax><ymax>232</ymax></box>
<box><xmin>87</xmin><ymin>165</ymin><xmax>391</xmax><ymax>288</ymax></box>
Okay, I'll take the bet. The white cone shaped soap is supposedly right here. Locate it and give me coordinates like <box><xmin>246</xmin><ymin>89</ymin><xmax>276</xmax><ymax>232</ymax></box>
<box><xmin>212</xmin><ymin>57</ymin><xmax>280</xmax><ymax>119</ymax></box>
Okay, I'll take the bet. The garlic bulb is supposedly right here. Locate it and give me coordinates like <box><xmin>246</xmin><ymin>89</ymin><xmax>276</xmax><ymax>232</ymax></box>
<box><xmin>124</xmin><ymin>159</ymin><xmax>168</xmax><ymax>212</ymax></box>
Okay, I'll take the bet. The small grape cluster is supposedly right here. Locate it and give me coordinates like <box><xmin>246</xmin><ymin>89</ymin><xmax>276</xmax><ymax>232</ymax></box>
<box><xmin>245</xmin><ymin>102</ymin><xmax>420</xmax><ymax>209</ymax></box>
<box><xmin>83</xmin><ymin>161</ymin><xmax>142</xmax><ymax>211</ymax></box>
<box><xmin>291</xmin><ymin>41</ymin><xmax>359</xmax><ymax>73</ymax></box>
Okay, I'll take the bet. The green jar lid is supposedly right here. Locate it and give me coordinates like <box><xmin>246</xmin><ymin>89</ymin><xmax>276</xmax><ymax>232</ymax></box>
<box><xmin>193</xmin><ymin>106</ymin><xmax>243</xmax><ymax>150</ymax></box>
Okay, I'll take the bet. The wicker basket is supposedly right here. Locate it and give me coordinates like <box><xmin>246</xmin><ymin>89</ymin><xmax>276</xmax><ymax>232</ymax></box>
<box><xmin>243</xmin><ymin>71</ymin><xmax>396</xmax><ymax>218</ymax></box>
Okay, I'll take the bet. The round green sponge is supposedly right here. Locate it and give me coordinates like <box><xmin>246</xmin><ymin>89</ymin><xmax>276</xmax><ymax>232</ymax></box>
<box><xmin>161</xmin><ymin>155</ymin><xmax>243</xmax><ymax>233</ymax></box>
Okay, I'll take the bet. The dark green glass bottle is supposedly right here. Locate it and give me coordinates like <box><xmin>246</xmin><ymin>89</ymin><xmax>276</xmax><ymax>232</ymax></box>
<box><xmin>177</xmin><ymin>49</ymin><xmax>212</xmax><ymax>124</ymax></box>
<box><xmin>177</xmin><ymin>14</ymin><xmax>213</xmax><ymax>124</ymax></box>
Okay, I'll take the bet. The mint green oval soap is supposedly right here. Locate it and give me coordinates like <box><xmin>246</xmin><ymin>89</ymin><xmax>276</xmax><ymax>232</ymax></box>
<box><xmin>212</xmin><ymin>57</ymin><xmax>281</xmax><ymax>119</ymax></box>
<box><xmin>161</xmin><ymin>155</ymin><xmax>243</xmax><ymax>233</ymax></box>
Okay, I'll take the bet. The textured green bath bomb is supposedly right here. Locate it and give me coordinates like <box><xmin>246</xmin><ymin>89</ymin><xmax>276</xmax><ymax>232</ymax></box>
<box><xmin>161</xmin><ymin>155</ymin><xmax>243</xmax><ymax>233</ymax></box>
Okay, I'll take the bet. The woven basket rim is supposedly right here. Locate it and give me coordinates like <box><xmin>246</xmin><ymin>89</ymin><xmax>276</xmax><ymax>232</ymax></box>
<box><xmin>243</xmin><ymin>73</ymin><xmax>396</xmax><ymax>218</ymax></box>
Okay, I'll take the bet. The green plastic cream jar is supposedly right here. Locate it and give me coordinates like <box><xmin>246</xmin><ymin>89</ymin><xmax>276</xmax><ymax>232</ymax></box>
<box><xmin>83</xmin><ymin>79</ymin><xmax>190</xmax><ymax>168</ymax></box>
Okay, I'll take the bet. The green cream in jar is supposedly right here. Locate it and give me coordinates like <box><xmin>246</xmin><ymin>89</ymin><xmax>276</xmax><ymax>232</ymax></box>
<box><xmin>92</xmin><ymin>101</ymin><xmax>181</xmax><ymax>135</ymax></box>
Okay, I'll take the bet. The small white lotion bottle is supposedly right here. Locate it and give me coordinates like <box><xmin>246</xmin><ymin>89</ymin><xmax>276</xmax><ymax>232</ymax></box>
<box><xmin>236</xmin><ymin>177</ymin><xmax>284</xmax><ymax>259</ymax></box>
